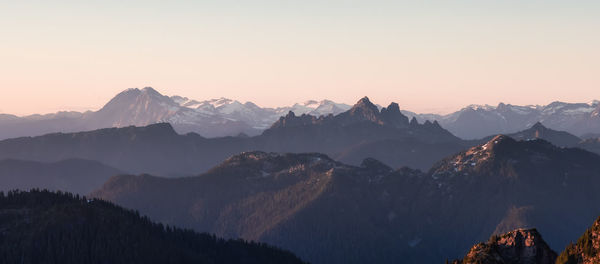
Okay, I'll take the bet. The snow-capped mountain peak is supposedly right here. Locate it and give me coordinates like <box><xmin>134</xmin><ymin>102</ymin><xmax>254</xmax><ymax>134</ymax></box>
<box><xmin>303</xmin><ymin>100</ymin><xmax>320</xmax><ymax>108</ymax></box>
<box><xmin>464</xmin><ymin>104</ymin><xmax>496</xmax><ymax>111</ymax></box>
<box><xmin>588</xmin><ymin>100</ymin><xmax>600</xmax><ymax>106</ymax></box>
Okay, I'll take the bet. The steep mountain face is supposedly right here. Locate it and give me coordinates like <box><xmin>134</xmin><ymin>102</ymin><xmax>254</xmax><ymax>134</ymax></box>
<box><xmin>92</xmin><ymin>87</ymin><xmax>180</xmax><ymax>127</ymax></box>
<box><xmin>0</xmin><ymin>87</ymin><xmax>351</xmax><ymax>139</ymax></box>
<box><xmin>0</xmin><ymin>190</ymin><xmax>305</xmax><ymax>264</ymax></box>
<box><xmin>428</xmin><ymin>135</ymin><xmax>600</xmax><ymax>259</ymax></box>
<box><xmin>452</xmin><ymin>229</ymin><xmax>557</xmax><ymax>264</ymax></box>
<box><xmin>557</xmin><ymin>217</ymin><xmax>600</xmax><ymax>264</ymax></box>
<box><xmin>92</xmin><ymin>152</ymin><xmax>439</xmax><ymax>264</ymax></box>
<box><xmin>2</xmin><ymin>87</ymin><xmax>598</xmax><ymax>140</ymax></box>
<box><xmin>0</xmin><ymin>98</ymin><xmax>468</xmax><ymax>175</ymax></box>
<box><xmin>91</xmin><ymin>137</ymin><xmax>600</xmax><ymax>263</ymax></box>
<box><xmin>0</xmin><ymin>159</ymin><xmax>122</xmax><ymax>194</ymax></box>
<box><xmin>405</xmin><ymin>101</ymin><xmax>600</xmax><ymax>139</ymax></box>
<box><xmin>262</xmin><ymin>97</ymin><xmax>465</xmax><ymax>170</ymax></box>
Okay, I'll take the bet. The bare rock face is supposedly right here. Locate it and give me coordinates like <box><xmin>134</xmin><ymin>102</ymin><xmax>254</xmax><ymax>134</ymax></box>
<box><xmin>453</xmin><ymin>229</ymin><xmax>557</xmax><ymax>264</ymax></box>
<box><xmin>557</xmin><ymin>217</ymin><xmax>600</xmax><ymax>264</ymax></box>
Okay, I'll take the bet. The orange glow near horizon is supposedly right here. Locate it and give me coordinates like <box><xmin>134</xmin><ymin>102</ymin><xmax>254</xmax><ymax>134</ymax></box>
<box><xmin>1</xmin><ymin>1</ymin><xmax>599</xmax><ymax>116</ymax></box>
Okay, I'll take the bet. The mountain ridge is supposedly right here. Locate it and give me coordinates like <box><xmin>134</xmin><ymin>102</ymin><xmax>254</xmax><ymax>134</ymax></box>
<box><xmin>0</xmin><ymin>97</ymin><xmax>468</xmax><ymax>175</ymax></box>
<box><xmin>90</xmin><ymin>136</ymin><xmax>600</xmax><ymax>263</ymax></box>
<box><xmin>1</xmin><ymin>87</ymin><xmax>599</xmax><ymax>140</ymax></box>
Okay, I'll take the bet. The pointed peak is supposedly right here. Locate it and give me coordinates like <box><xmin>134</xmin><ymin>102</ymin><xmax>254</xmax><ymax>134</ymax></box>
<box><xmin>121</xmin><ymin>87</ymin><xmax>141</xmax><ymax>93</ymax></box>
<box><xmin>384</xmin><ymin>102</ymin><xmax>400</xmax><ymax>112</ymax></box>
<box><xmin>410</xmin><ymin>117</ymin><xmax>419</xmax><ymax>126</ymax></box>
<box><xmin>352</xmin><ymin>96</ymin><xmax>379</xmax><ymax>109</ymax></box>
<box><xmin>531</xmin><ymin>121</ymin><xmax>546</xmax><ymax>130</ymax></box>
<box><xmin>340</xmin><ymin>96</ymin><xmax>381</xmax><ymax>123</ymax></box>
<box><xmin>356</xmin><ymin>96</ymin><xmax>373</xmax><ymax>105</ymax></box>
<box><xmin>350</xmin><ymin>96</ymin><xmax>378</xmax><ymax>111</ymax></box>
<box><xmin>379</xmin><ymin>102</ymin><xmax>409</xmax><ymax>127</ymax></box>
<box><xmin>140</xmin><ymin>87</ymin><xmax>162</xmax><ymax>96</ymax></box>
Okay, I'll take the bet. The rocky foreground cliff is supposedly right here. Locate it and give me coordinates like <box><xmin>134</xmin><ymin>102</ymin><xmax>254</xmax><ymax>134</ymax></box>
<box><xmin>454</xmin><ymin>217</ymin><xmax>600</xmax><ymax>264</ymax></box>
<box><xmin>452</xmin><ymin>229</ymin><xmax>557</xmax><ymax>264</ymax></box>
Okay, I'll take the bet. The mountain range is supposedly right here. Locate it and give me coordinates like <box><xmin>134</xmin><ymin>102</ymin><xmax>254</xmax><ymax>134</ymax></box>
<box><xmin>406</xmin><ymin>101</ymin><xmax>600</xmax><ymax>139</ymax></box>
<box><xmin>1</xmin><ymin>96</ymin><xmax>597</xmax><ymax>179</ymax></box>
<box><xmin>0</xmin><ymin>87</ymin><xmax>351</xmax><ymax>139</ymax></box>
<box><xmin>0</xmin><ymin>97</ymin><xmax>468</xmax><ymax>176</ymax></box>
<box><xmin>2</xmin><ymin>88</ymin><xmax>600</xmax><ymax>263</ymax></box>
<box><xmin>1</xmin><ymin>87</ymin><xmax>599</xmax><ymax>140</ymax></box>
<box><xmin>90</xmin><ymin>135</ymin><xmax>600</xmax><ymax>263</ymax></box>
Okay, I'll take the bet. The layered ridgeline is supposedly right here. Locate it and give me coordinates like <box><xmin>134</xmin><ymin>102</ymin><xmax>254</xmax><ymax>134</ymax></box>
<box><xmin>486</xmin><ymin>122</ymin><xmax>583</xmax><ymax>147</ymax></box>
<box><xmin>428</xmin><ymin>135</ymin><xmax>600</xmax><ymax>255</ymax></box>
<box><xmin>259</xmin><ymin>96</ymin><xmax>464</xmax><ymax>169</ymax></box>
<box><xmin>406</xmin><ymin>101</ymin><xmax>600</xmax><ymax>139</ymax></box>
<box><xmin>479</xmin><ymin>122</ymin><xmax>600</xmax><ymax>156</ymax></box>
<box><xmin>2</xmin><ymin>87</ymin><xmax>599</xmax><ymax>140</ymax></box>
<box><xmin>92</xmin><ymin>152</ymin><xmax>432</xmax><ymax>264</ymax></box>
<box><xmin>0</xmin><ymin>87</ymin><xmax>351</xmax><ymax>139</ymax></box>
<box><xmin>0</xmin><ymin>190</ymin><xmax>305</xmax><ymax>264</ymax></box>
<box><xmin>92</xmin><ymin>136</ymin><xmax>600</xmax><ymax>263</ymax></box>
<box><xmin>0</xmin><ymin>97</ymin><xmax>467</xmax><ymax>175</ymax></box>
<box><xmin>0</xmin><ymin>159</ymin><xmax>121</xmax><ymax>194</ymax></box>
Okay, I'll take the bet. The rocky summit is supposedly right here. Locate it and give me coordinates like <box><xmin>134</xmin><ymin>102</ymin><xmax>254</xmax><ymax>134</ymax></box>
<box><xmin>453</xmin><ymin>229</ymin><xmax>557</xmax><ymax>264</ymax></box>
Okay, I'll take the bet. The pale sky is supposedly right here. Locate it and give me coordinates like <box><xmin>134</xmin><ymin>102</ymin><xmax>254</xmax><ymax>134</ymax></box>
<box><xmin>1</xmin><ymin>0</ymin><xmax>599</xmax><ymax>116</ymax></box>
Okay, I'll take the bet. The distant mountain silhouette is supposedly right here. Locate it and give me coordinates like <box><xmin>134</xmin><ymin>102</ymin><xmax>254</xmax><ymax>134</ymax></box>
<box><xmin>258</xmin><ymin>97</ymin><xmax>466</xmax><ymax>169</ymax></box>
<box><xmin>91</xmin><ymin>136</ymin><xmax>600</xmax><ymax>263</ymax></box>
<box><xmin>0</xmin><ymin>97</ymin><xmax>468</xmax><ymax>175</ymax></box>
<box><xmin>0</xmin><ymin>87</ymin><xmax>350</xmax><ymax>139</ymax></box>
<box><xmin>478</xmin><ymin>122</ymin><xmax>583</xmax><ymax>147</ymax></box>
<box><xmin>0</xmin><ymin>190</ymin><xmax>305</xmax><ymax>264</ymax></box>
<box><xmin>476</xmin><ymin>123</ymin><xmax>600</xmax><ymax>158</ymax></box>
<box><xmin>405</xmin><ymin>101</ymin><xmax>600</xmax><ymax>139</ymax></box>
<box><xmin>2</xmin><ymin>87</ymin><xmax>598</xmax><ymax>140</ymax></box>
<box><xmin>0</xmin><ymin>159</ymin><xmax>121</xmax><ymax>194</ymax></box>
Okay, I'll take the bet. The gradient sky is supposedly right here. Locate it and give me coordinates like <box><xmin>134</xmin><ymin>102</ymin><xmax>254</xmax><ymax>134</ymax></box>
<box><xmin>1</xmin><ymin>0</ymin><xmax>599</xmax><ymax>116</ymax></box>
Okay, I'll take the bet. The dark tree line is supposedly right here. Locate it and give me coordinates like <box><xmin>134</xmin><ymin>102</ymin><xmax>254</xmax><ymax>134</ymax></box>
<box><xmin>0</xmin><ymin>189</ymin><xmax>306</xmax><ymax>264</ymax></box>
